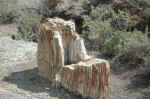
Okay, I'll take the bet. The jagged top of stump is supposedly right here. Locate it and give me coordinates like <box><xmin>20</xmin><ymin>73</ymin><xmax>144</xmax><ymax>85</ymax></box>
<box><xmin>64</xmin><ymin>58</ymin><xmax>109</xmax><ymax>69</ymax></box>
<box><xmin>42</xmin><ymin>17</ymin><xmax>76</xmax><ymax>34</ymax></box>
<box><xmin>39</xmin><ymin>17</ymin><xmax>80</xmax><ymax>46</ymax></box>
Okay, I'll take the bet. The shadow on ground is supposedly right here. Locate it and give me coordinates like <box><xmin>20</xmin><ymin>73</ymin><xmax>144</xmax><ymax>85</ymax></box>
<box><xmin>126</xmin><ymin>69</ymin><xmax>150</xmax><ymax>99</ymax></box>
<box><xmin>2</xmin><ymin>68</ymin><xmax>84</xmax><ymax>99</ymax></box>
<box><xmin>141</xmin><ymin>92</ymin><xmax>150</xmax><ymax>99</ymax></box>
<box><xmin>127</xmin><ymin>72</ymin><xmax>150</xmax><ymax>90</ymax></box>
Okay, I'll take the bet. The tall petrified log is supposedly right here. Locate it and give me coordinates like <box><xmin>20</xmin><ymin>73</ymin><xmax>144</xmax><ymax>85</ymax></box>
<box><xmin>37</xmin><ymin>17</ymin><xmax>110</xmax><ymax>99</ymax></box>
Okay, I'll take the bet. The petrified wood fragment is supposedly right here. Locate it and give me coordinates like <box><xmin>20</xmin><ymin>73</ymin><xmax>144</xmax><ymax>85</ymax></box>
<box><xmin>60</xmin><ymin>59</ymin><xmax>110</xmax><ymax>99</ymax></box>
<box><xmin>37</xmin><ymin>17</ymin><xmax>110</xmax><ymax>99</ymax></box>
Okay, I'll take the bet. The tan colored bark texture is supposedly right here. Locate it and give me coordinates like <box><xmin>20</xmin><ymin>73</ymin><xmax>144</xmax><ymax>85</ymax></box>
<box><xmin>37</xmin><ymin>17</ymin><xmax>110</xmax><ymax>99</ymax></box>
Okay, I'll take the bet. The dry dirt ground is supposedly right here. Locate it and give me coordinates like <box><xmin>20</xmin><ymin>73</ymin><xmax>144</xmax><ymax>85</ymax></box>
<box><xmin>0</xmin><ymin>24</ymin><xmax>149</xmax><ymax>99</ymax></box>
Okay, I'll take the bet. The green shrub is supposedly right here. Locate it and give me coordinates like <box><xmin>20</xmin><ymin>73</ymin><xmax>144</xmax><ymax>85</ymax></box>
<box><xmin>82</xmin><ymin>5</ymin><xmax>150</xmax><ymax>71</ymax></box>
<box><xmin>39</xmin><ymin>0</ymin><xmax>55</xmax><ymax>18</ymax></box>
<box><xmin>109</xmin><ymin>30</ymin><xmax>150</xmax><ymax>71</ymax></box>
<box><xmin>0</xmin><ymin>0</ymin><xmax>18</xmax><ymax>24</ymax></box>
<box><xmin>82</xmin><ymin>5</ymin><xmax>132</xmax><ymax>50</ymax></box>
<box><xmin>103</xmin><ymin>30</ymin><xmax>150</xmax><ymax>56</ymax></box>
<box><xmin>15</xmin><ymin>11</ymin><xmax>42</xmax><ymax>41</ymax></box>
<box><xmin>14</xmin><ymin>0</ymin><xmax>54</xmax><ymax>41</ymax></box>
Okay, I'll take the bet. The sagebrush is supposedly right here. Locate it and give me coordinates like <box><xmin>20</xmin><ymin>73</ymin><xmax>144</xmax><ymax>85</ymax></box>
<box><xmin>15</xmin><ymin>11</ymin><xmax>42</xmax><ymax>41</ymax></box>
<box><xmin>82</xmin><ymin>5</ymin><xmax>150</xmax><ymax>71</ymax></box>
<box><xmin>0</xmin><ymin>0</ymin><xmax>18</xmax><ymax>24</ymax></box>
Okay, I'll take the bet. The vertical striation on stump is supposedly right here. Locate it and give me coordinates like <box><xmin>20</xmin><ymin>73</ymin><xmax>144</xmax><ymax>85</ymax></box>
<box><xmin>37</xmin><ymin>17</ymin><xmax>110</xmax><ymax>99</ymax></box>
<box><xmin>60</xmin><ymin>59</ymin><xmax>110</xmax><ymax>99</ymax></box>
<box><xmin>37</xmin><ymin>24</ymin><xmax>64</xmax><ymax>80</ymax></box>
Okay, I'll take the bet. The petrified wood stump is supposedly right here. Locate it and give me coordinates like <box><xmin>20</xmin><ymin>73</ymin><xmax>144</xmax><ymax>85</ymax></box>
<box><xmin>37</xmin><ymin>18</ymin><xmax>110</xmax><ymax>99</ymax></box>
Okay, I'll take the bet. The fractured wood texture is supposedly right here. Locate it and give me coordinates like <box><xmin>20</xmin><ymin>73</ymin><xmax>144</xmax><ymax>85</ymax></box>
<box><xmin>37</xmin><ymin>17</ymin><xmax>110</xmax><ymax>99</ymax></box>
<box><xmin>60</xmin><ymin>59</ymin><xmax>110</xmax><ymax>99</ymax></box>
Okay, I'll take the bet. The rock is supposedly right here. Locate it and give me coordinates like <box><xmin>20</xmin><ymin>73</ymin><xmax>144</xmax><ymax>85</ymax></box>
<box><xmin>37</xmin><ymin>18</ymin><xmax>89</xmax><ymax>80</ymax></box>
<box><xmin>37</xmin><ymin>17</ymin><xmax>110</xmax><ymax>99</ymax></box>
<box><xmin>60</xmin><ymin>59</ymin><xmax>110</xmax><ymax>99</ymax></box>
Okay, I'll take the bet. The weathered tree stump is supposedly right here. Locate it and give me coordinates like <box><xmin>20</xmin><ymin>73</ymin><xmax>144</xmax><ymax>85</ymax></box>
<box><xmin>37</xmin><ymin>18</ymin><xmax>110</xmax><ymax>99</ymax></box>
